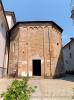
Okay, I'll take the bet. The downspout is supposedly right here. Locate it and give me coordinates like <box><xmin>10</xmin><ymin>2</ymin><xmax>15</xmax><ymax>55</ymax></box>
<box><xmin>27</xmin><ymin>28</ymin><xmax>29</xmax><ymax>77</ymax></box>
<box><xmin>43</xmin><ymin>27</ymin><xmax>45</xmax><ymax>78</ymax></box>
<box><xmin>48</xmin><ymin>27</ymin><xmax>52</xmax><ymax>78</ymax></box>
<box><xmin>17</xmin><ymin>29</ymin><xmax>20</xmax><ymax>77</ymax></box>
<box><xmin>6</xmin><ymin>31</ymin><xmax>10</xmax><ymax>76</ymax></box>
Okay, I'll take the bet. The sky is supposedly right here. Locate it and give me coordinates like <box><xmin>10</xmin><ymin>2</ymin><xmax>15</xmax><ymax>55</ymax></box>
<box><xmin>2</xmin><ymin>0</ymin><xmax>74</xmax><ymax>46</ymax></box>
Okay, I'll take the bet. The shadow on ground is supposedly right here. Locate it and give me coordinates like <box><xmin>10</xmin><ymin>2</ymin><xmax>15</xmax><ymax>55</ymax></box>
<box><xmin>57</xmin><ymin>74</ymin><xmax>74</xmax><ymax>82</ymax></box>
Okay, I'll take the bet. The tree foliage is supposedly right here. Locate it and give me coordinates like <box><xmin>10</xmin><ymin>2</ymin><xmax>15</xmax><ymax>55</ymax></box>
<box><xmin>1</xmin><ymin>77</ymin><xmax>37</xmax><ymax>100</ymax></box>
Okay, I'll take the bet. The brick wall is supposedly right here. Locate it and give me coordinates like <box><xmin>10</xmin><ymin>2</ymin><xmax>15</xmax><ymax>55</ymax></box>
<box><xmin>8</xmin><ymin>23</ymin><xmax>64</xmax><ymax>78</ymax></box>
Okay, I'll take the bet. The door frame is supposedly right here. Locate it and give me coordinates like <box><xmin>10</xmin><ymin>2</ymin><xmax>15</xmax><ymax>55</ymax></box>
<box><xmin>32</xmin><ymin>59</ymin><xmax>41</xmax><ymax>76</ymax></box>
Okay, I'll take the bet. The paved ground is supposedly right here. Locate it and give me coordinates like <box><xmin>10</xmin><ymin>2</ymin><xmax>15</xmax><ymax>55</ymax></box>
<box><xmin>0</xmin><ymin>75</ymin><xmax>74</xmax><ymax>100</ymax></box>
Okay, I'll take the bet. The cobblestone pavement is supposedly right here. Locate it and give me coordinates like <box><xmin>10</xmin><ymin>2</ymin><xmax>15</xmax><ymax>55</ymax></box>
<box><xmin>0</xmin><ymin>75</ymin><xmax>74</xmax><ymax>100</ymax></box>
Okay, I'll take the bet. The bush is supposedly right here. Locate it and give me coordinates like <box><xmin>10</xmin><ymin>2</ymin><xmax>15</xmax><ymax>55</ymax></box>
<box><xmin>1</xmin><ymin>77</ymin><xmax>37</xmax><ymax>100</ymax></box>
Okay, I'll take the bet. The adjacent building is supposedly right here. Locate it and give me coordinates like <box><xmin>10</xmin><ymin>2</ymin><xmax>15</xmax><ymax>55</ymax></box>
<box><xmin>63</xmin><ymin>38</ymin><xmax>74</xmax><ymax>74</ymax></box>
<box><xmin>4</xmin><ymin>11</ymin><xmax>16</xmax><ymax>77</ymax></box>
<box><xmin>8</xmin><ymin>21</ymin><xmax>64</xmax><ymax>78</ymax></box>
<box><xmin>5</xmin><ymin>11</ymin><xmax>16</xmax><ymax>29</ymax></box>
<box><xmin>0</xmin><ymin>1</ymin><xmax>9</xmax><ymax>77</ymax></box>
<box><xmin>0</xmin><ymin>1</ymin><xmax>16</xmax><ymax>77</ymax></box>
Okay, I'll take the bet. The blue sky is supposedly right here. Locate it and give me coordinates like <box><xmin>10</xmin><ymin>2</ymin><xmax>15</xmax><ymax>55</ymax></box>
<box><xmin>2</xmin><ymin>0</ymin><xmax>74</xmax><ymax>46</ymax></box>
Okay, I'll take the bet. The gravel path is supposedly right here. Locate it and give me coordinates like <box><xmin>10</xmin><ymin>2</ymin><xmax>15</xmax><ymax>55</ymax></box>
<box><xmin>0</xmin><ymin>75</ymin><xmax>74</xmax><ymax>100</ymax></box>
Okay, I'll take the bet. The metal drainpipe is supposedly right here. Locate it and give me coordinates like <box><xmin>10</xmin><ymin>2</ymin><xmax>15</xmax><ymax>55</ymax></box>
<box><xmin>27</xmin><ymin>28</ymin><xmax>28</xmax><ymax>77</ymax></box>
<box><xmin>43</xmin><ymin>27</ymin><xmax>45</xmax><ymax>78</ymax></box>
<box><xmin>48</xmin><ymin>27</ymin><xmax>52</xmax><ymax>78</ymax></box>
<box><xmin>17</xmin><ymin>30</ymin><xmax>20</xmax><ymax>77</ymax></box>
<box><xmin>7</xmin><ymin>33</ymin><xmax>10</xmax><ymax>76</ymax></box>
<box><xmin>27</xmin><ymin>43</ymin><xmax>28</xmax><ymax>77</ymax></box>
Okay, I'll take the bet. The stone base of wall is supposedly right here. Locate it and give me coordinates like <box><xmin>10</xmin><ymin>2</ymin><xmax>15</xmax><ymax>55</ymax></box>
<box><xmin>66</xmin><ymin>70</ymin><xmax>74</xmax><ymax>75</ymax></box>
<box><xmin>0</xmin><ymin>67</ymin><xmax>3</xmax><ymax>77</ymax></box>
<box><xmin>0</xmin><ymin>67</ymin><xmax>7</xmax><ymax>78</ymax></box>
<box><xmin>52</xmin><ymin>73</ymin><xmax>65</xmax><ymax>79</ymax></box>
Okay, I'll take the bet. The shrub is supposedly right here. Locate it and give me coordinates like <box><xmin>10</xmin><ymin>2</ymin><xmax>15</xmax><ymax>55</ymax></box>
<box><xmin>1</xmin><ymin>77</ymin><xmax>37</xmax><ymax>100</ymax></box>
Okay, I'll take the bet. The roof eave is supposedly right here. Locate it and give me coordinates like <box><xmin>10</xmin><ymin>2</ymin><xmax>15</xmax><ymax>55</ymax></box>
<box><xmin>9</xmin><ymin>21</ymin><xmax>63</xmax><ymax>33</ymax></box>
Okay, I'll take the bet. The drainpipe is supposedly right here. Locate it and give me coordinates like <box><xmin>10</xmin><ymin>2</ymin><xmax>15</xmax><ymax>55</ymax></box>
<box><xmin>27</xmin><ymin>42</ymin><xmax>28</xmax><ymax>77</ymax></box>
<box><xmin>7</xmin><ymin>31</ymin><xmax>11</xmax><ymax>77</ymax></box>
<box><xmin>48</xmin><ymin>27</ymin><xmax>52</xmax><ymax>78</ymax></box>
<box><xmin>43</xmin><ymin>27</ymin><xmax>45</xmax><ymax>78</ymax></box>
<box><xmin>27</xmin><ymin>28</ymin><xmax>29</xmax><ymax>77</ymax></box>
<box><xmin>17</xmin><ymin>30</ymin><xmax>20</xmax><ymax>77</ymax></box>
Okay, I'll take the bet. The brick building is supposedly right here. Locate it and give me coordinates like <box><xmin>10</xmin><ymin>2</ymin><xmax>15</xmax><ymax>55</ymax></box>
<box><xmin>8</xmin><ymin>21</ymin><xmax>64</xmax><ymax>78</ymax></box>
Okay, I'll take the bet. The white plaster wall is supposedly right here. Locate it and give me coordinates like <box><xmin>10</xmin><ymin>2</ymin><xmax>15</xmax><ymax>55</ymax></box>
<box><xmin>69</xmin><ymin>42</ymin><xmax>74</xmax><ymax>70</ymax></box>
<box><xmin>63</xmin><ymin>42</ymin><xmax>74</xmax><ymax>71</ymax></box>
<box><xmin>4</xmin><ymin>48</ymin><xmax>8</xmax><ymax>69</ymax></box>
<box><xmin>0</xmin><ymin>2</ymin><xmax>8</xmax><ymax>77</ymax></box>
<box><xmin>0</xmin><ymin>14</ymin><xmax>7</xmax><ymax>77</ymax></box>
<box><xmin>0</xmin><ymin>22</ymin><xmax>6</xmax><ymax>67</ymax></box>
<box><xmin>6</xmin><ymin>15</ymin><xmax>14</xmax><ymax>29</ymax></box>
